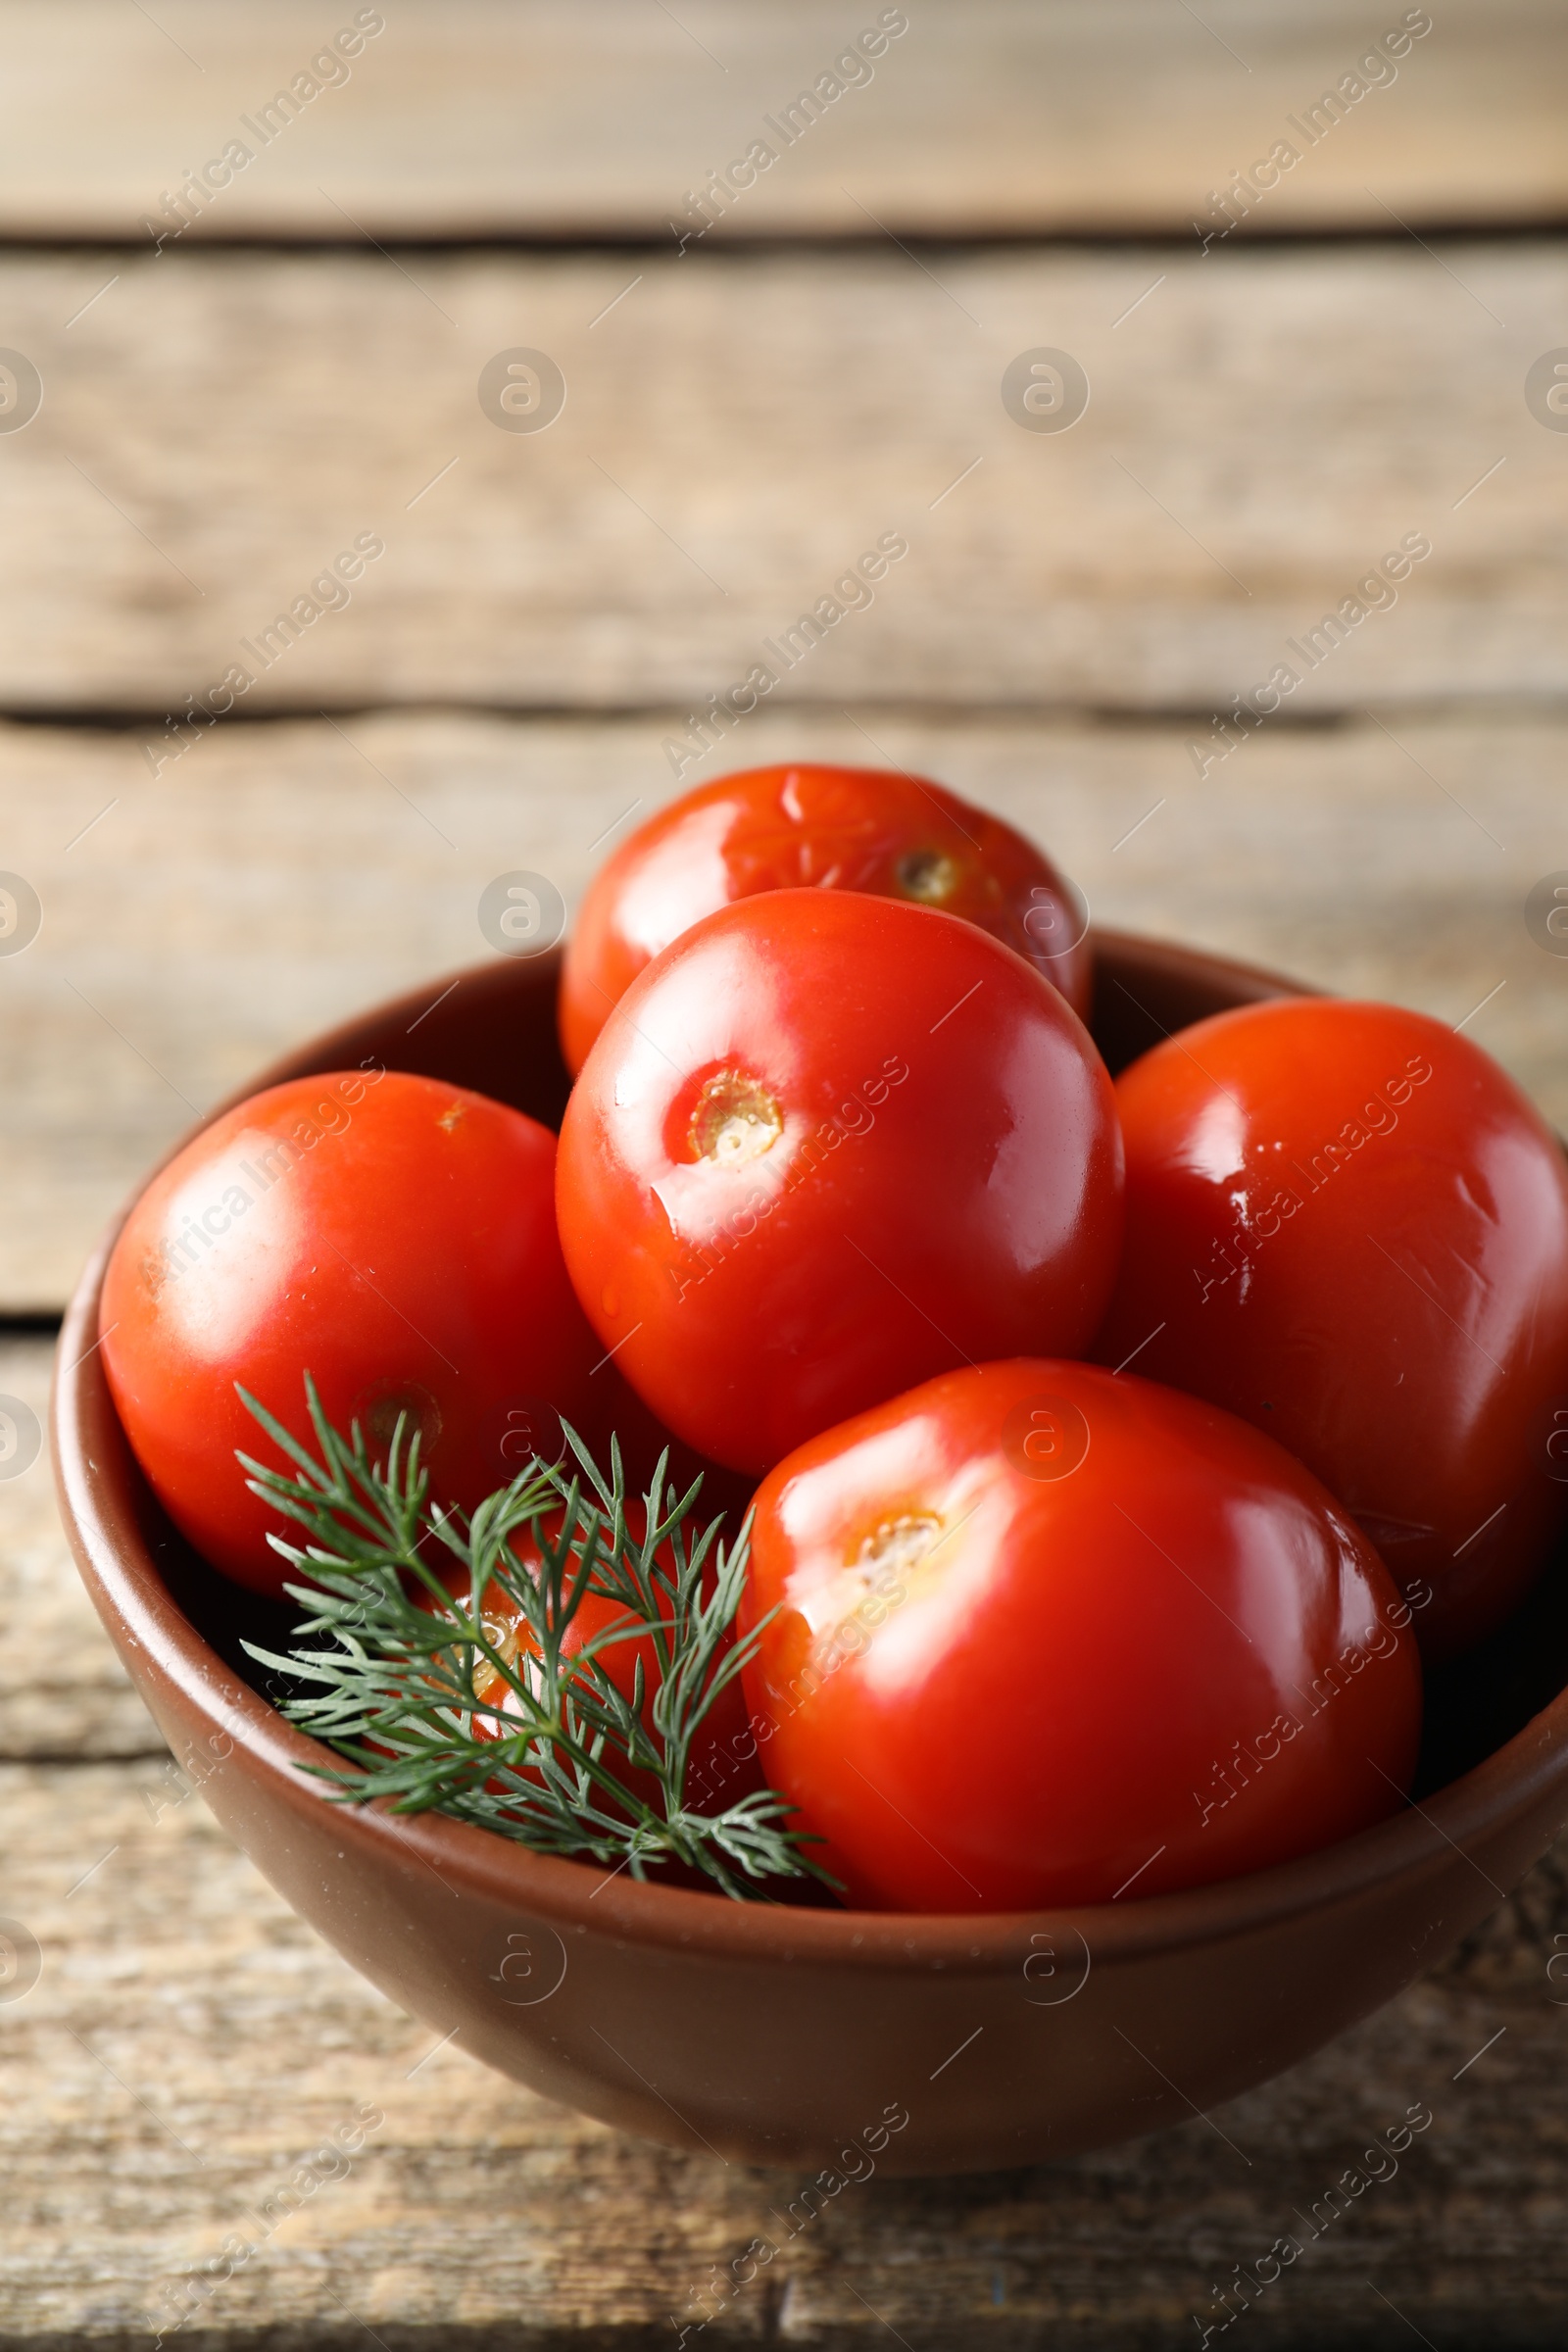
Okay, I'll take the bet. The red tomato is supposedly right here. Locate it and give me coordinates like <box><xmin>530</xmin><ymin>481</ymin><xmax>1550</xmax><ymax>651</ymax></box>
<box><xmin>1092</xmin><ymin>999</ymin><xmax>1568</xmax><ymax>1662</ymax></box>
<box><xmin>739</xmin><ymin>1359</ymin><xmax>1422</xmax><ymax>1912</ymax></box>
<box><xmin>558</xmin><ymin>761</ymin><xmax>1090</xmax><ymax>1073</ymax></box>
<box><xmin>556</xmin><ymin>890</ymin><xmax>1123</xmax><ymax>1475</ymax></box>
<box><xmin>101</xmin><ymin>1069</ymin><xmax>604</xmax><ymax>1598</ymax></box>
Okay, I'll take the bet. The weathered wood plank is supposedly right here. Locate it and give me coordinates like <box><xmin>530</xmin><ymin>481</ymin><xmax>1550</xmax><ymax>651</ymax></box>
<box><xmin>0</xmin><ymin>1</ymin><xmax>1562</xmax><ymax>241</ymax></box>
<box><xmin>1</xmin><ymin>1751</ymin><xmax>1566</xmax><ymax>2344</ymax></box>
<box><xmin>0</xmin><ymin>244</ymin><xmax>1561</xmax><ymax>713</ymax></box>
<box><xmin>0</xmin><ymin>707</ymin><xmax>1561</xmax><ymax>1316</ymax></box>
<box><xmin>0</xmin><ymin>1338</ymin><xmax>152</xmax><ymax>1761</ymax></box>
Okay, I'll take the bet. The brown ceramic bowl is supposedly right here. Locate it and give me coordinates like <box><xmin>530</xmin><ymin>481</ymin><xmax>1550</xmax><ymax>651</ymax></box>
<box><xmin>53</xmin><ymin>932</ymin><xmax>1568</xmax><ymax>2178</ymax></box>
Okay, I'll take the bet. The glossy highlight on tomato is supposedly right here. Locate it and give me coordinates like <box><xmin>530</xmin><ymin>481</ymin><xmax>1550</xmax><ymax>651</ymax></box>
<box><xmin>1093</xmin><ymin>998</ymin><xmax>1568</xmax><ymax>1662</ymax></box>
<box><xmin>558</xmin><ymin>760</ymin><xmax>1091</xmax><ymax>1072</ymax></box>
<box><xmin>739</xmin><ymin>1359</ymin><xmax>1422</xmax><ymax>1912</ymax></box>
<box><xmin>100</xmin><ymin>1068</ymin><xmax>603</xmax><ymax>1597</ymax></box>
<box><xmin>556</xmin><ymin>890</ymin><xmax>1124</xmax><ymax>1475</ymax></box>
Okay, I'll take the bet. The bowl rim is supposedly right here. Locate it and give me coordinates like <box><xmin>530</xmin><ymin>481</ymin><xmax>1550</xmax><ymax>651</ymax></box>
<box><xmin>50</xmin><ymin>928</ymin><xmax>1568</xmax><ymax>1974</ymax></box>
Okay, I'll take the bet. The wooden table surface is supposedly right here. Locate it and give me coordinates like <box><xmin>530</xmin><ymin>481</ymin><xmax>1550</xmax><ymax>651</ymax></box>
<box><xmin>3</xmin><ymin>6</ymin><xmax>1567</xmax><ymax>2343</ymax></box>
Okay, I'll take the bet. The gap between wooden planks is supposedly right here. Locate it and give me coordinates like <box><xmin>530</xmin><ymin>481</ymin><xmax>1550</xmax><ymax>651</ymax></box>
<box><xmin>0</xmin><ymin>244</ymin><xmax>1561</xmax><ymax>713</ymax></box>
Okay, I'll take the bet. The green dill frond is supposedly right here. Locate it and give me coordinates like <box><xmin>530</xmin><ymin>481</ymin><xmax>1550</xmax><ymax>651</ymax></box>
<box><xmin>237</xmin><ymin>1378</ymin><xmax>832</xmax><ymax>1902</ymax></box>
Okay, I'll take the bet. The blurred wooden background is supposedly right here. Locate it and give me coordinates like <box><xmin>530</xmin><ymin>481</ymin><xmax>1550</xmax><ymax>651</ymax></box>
<box><xmin>3</xmin><ymin>4</ymin><xmax>1568</xmax><ymax>2344</ymax></box>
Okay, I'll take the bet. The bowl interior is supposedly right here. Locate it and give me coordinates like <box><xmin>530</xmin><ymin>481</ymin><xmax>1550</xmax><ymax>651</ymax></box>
<box><xmin>117</xmin><ymin>934</ymin><xmax>1568</xmax><ymax>1827</ymax></box>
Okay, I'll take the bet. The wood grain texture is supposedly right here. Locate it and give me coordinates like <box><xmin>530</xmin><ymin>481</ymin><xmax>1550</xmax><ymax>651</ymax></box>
<box><xmin>0</xmin><ymin>705</ymin><xmax>1561</xmax><ymax>1315</ymax></box>
<box><xmin>0</xmin><ymin>1746</ymin><xmax>1564</xmax><ymax>2345</ymax></box>
<box><xmin>0</xmin><ymin>1339</ymin><xmax>153</xmax><ymax>1760</ymax></box>
<box><xmin>0</xmin><ymin>243</ymin><xmax>1563</xmax><ymax>713</ymax></box>
<box><xmin>2</xmin><ymin>5</ymin><xmax>1562</xmax><ymax>2335</ymax></box>
<box><xmin>0</xmin><ymin>1</ymin><xmax>1563</xmax><ymax>241</ymax></box>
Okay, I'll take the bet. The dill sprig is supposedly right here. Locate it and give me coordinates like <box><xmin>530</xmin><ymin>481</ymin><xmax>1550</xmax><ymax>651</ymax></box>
<box><xmin>237</xmin><ymin>1379</ymin><xmax>829</xmax><ymax>1901</ymax></box>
